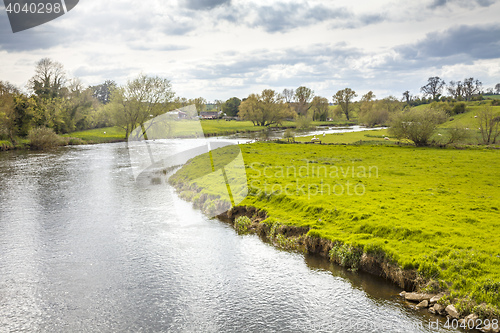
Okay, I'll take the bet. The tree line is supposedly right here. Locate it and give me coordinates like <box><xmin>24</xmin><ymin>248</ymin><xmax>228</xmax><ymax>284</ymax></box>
<box><xmin>1</xmin><ymin>58</ymin><xmax>499</xmax><ymax>147</ymax></box>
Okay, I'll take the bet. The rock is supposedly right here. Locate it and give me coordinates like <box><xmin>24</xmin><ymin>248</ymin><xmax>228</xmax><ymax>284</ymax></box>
<box><xmin>428</xmin><ymin>307</ymin><xmax>436</xmax><ymax>314</ymax></box>
<box><xmin>429</xmin><ymin>293</ymin><xmax>444</xmax><ymax>304</ymax></box>
<box><xmin>433</xmin><ymin>303</ymin><xmax>445</xmax><ymax>315</ymax></box>
<box><xmin>445</xmin><ymin>304</ymin><xmax>460</xmax><ymax>319</ymax></box>
<box><xmin>416</xmin><ymin>300</ymin><xmax>429</xmax><ymax>309</ymax></box>
<box><xmin>404</xmin><ymin>292</ymin><xmax>434</xmax><ymax>303</ymax></box>
<box><xmin>464</xmin><ymin>313</ymin><xmax>478</xmax><ymax>324</ymax></box>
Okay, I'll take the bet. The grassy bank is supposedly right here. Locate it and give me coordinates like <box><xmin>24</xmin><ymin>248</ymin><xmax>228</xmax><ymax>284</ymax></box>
<box><xmin>61</xmin><ymin>126</ymin><xmax>127</xmax><ymax>143</ymax></box>
<box><xmin>169</xmin><ymin>141</ymin><xmax>500</xmax><ymax>317</ymax></box>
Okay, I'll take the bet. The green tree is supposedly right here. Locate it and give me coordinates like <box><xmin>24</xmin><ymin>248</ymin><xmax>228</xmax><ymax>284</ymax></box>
<box><xmin>294</xmin><ymin>86</ymin><xmax>314</xmax><ymax>116</ymax></box>
<box><xmin>310</xmin><ymin>96</ymin><xmax>329</xmax><ymax>121</ymax></box>
<box><xmin>239</xmin><ymin>89</ymin><xmax>296</xmax><ymax>126</ymax></box>
<box><xmin>222</xmin><ymin>97</ymin><xmax>241</xmax><ymax>117</ymax></box>
<box><xmin>192</xmin><ymin>97</ymin><xmax>207</xmax><ymax>114</ymax></box>
<box><xmin>389</xmin><ymin>108</ymin><xmax>447</xmax><ymax>146</ymax></box>
<box><xmin>0</xmin><ymin>81</ymin><xmax>20</xmax><ymax>143</ymax></box>
<box><xmin>109</xmin><ymin>74</ymin><xmax>175</xmax><ymax>139</ymax></box>
<box><xmin>29</xmin><ymin>58</ymin><xmax>66</xmax><ymax>99</ymax></box>
<box><xmin>495</xmin><ymin>83</ymin><xmax>500</xmax><ymax>94</ymax></box>
<box><xmin>421</xmin><ymin>77</ymin><xmax>445</xmax><ymax>100</ymax></box>
<box><xmin>90</xmin><ymin>80</ymin><xmax>116</xmax><ymax>105</ymax></box>
<box><xmin>332</xmin><ymin>88</ymin><xmax>357</xmax><ymax>120</ymax></box>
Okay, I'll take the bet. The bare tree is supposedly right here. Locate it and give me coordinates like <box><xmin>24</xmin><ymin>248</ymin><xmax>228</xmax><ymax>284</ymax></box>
<box><xmin>282</xmin><ymin>88</ymin><xmax>294</xmax><ymax>103</ymax></box>
<box><xmin>402</xmin><ymin>91</ymin><xmax>412</xmax><ymax>104</ymax></box>
<box><xmin>495</xmin><ymin>83</ymin><xmax>500</xmax><ymax>95</ymax></box>
<box><xmin>463</xmin><ymin>77</ymin><xmax>482</xmax><ymax>101</ymax></box>
<box><xmin>477</xmin><ymin>105</ymin><xmax>500</xmax><ymax>144</ymax></box>
<box><xmin>447</xmin><ymin>81</ymin><xmax>464</xmax><ymax>100</ymax></box>
<box><xmin>332</xmin><ymin>88</ymin><xmax>357</xmax><ymax>120</ymax></box>
<box><xmin>421</xmin><ymin>77</ymin><xmax>445</xmax><ymax>100</ymax></box>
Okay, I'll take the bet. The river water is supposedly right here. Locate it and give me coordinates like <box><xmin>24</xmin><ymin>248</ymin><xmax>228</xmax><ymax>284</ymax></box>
<box><xmin>0</xmin><ymin>142</ymin><xmax>463</xmax><ymax>332</ymax></box>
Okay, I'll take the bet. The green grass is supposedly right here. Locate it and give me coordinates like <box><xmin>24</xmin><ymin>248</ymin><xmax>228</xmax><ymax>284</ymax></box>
<box><xmin>296</xmin><ymin>129</ymin><xmax>392</xmax><ymax>144</ymax></box>
<box><xmin>170</xmin><ymin>142</ymin><xmax>500</xmax><ymax>310</ymax></box>
<box><xmin>62</xmin><ymin>126</ymin><xmax>127</xmax><ymax>143</ymax></box>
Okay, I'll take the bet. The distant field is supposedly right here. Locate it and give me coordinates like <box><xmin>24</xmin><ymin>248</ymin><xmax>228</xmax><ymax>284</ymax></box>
<box><xmin>296</xmin><ymin>129</ymin><xmax>392</xmax><ymax>144</ymax></box>
<box><xmin>170</xmin><ymin>142</ymin><xmax>500</xmax><ymax>311</ymax></box>
<box><xmin>62</xmin><ymin>126</ymin><xmax>126</xmax><ymax>143</ymax></box>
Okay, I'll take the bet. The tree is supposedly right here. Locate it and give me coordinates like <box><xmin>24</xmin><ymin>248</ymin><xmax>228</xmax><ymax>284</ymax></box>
<box><xmin>214</xmin><ymin>99</ymin><xmax>224</xmax><ymax>112</ymax></box>
<box><xmin>447</xmin><ymin>81</ymin><xmax>464</xmax><ymax>100</ymax></box>
<box><xmin>421</xmin><ymin>77</ymin><xmax>445</xmax><ymax>100</ymax></box>
<box><xmin>310</xmin><ymin>96</ymin><xmax>329</xmax><ymax>121</ymax></box>
<box><xmin>238</xmin><ymin>89</ymin><xmax>296</xmax><ymax>126</ymax></box>
<box><xmin>109</xmin><ymin>74</ymin><xmax>175</xmax><ymax>139</ymax></box>
<box><xmin>462</xmin><ymin>77</ymin><xmax>482</xmax><ymax>101</ymax></box>
<box><xmin>294</xmin><ymin>86</ymin><xmax>314</xmax><ymax>115</ymax></box>
<box><xmin>389</xmin><ymin>108</ymin><xmax>447</xmax><ymax>146</ymax></box>
<box><xmin>0</xmin><ymin>81</ymin><xmax>20</xmax><ymax>143</ymax></box>
<box><xmin>495</xmin><ymin>83</ymin><xmax>500</xmax><ymax>95</ymax></box>
<box><xmin>282</xmin><ymin>88</ymin><xmax>294</xmax><ymax>103</ymax></box>
<box><xmin>29</xmin><ymin>58</ymin><xmax>66</xmax><ymax>99</ymax></box>
<box><xmin>192</xmin><ymin>97</ymin><xmax>207</xmax><ymax>114</ymax></box>
<box><xmin>402</xmin><ymin>91</ymin><xmax>412</xmax><ymax>104</ymax></box>
<box><xmin>91</xmin><ymin>80</ymin><xmax>116</xmax><ymax>105</ymax></box>
<box><xmin>359</xmin><ymin>96</ymin><xmax>402</xmax><ymax>127</ymax></box>
<box><xmin>222</xmin><ymin>97</ymin><xmax>241</xmax><ymax>117</ymax></box>
<box><xmin>332</xmin><ymin>88</ymin><xmax>357</xmax><ymax>120</ymax></box>
<box><xmin>477</xmin><ymin>105</ymin><xmax>500</xmax><ymax>144</ymax></box>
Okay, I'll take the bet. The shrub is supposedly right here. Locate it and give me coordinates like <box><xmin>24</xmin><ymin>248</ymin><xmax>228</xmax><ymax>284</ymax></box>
<box><xmin>235</xmin><ymin>216</ymin><xmax>252</xmax><ymax>234</ymax></box>
<box><xmin>389</xmin><ymin>108</ymin><xmax>447</xmax><ymax>146</ymax></box>
<box><xmin>283</xmin><ymin>128</ymin><xmax>295</xmax><ymax>142</ymax></box>
<box><xmin>451</xmin><ymin>102</ymin><xmax>466</xmax><ymax>115</ymax></box>
<box><xmin>329</xmin><ymin>243</ymin><xmax>363</xmax><ymax>271</ymax></box>
<box><xmin>295</xmin><ymin>115</ymin><xmax>312</xmax><ymax>130</ymax></box>
<box><xmin>28</xmin><ymin>127</ymin><xmax>66</xmax><ymax>150</ymax></box>
<box><xmin>446</xmin><ymin>125</ymin><xmax>469</xmax><ymax>144</ymax></box>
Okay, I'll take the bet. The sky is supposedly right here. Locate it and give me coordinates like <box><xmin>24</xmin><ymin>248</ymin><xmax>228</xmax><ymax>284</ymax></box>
<box><xmin>0</xmin><ymin>0</ymin><xmax>499</xmax><ymax>102</ymax></box>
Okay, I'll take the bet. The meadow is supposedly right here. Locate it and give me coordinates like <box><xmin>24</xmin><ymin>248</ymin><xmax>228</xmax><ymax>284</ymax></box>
<box><xmin>169</xmin><ymin>141</ymin><xmax>500</xmax><ymax>314</ymax></box>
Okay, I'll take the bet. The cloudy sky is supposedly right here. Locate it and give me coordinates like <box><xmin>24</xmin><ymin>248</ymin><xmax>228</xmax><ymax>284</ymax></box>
<box><xmin>1</xmin><ymin>0</ymin><xmax>499</xmax><ymax>102</ymax></box>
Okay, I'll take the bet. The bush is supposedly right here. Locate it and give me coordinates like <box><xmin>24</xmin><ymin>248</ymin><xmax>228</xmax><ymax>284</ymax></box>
<box><xmin>451</xmin><ymin>102</ymin><xmax>466</xmax><ymax>115</ymax></box>
<box><xmin>295</xmin><ymin>115</ymin><xmax>312</xmax><ymax>130</ymax></box>
<box><xmin>283</xmin><ymin>128</ymin><xmax>295</xmax><ymax>142</ymax></box>
<box><xmin>389</xmin><ymin>108</ymin><xmax>447</xmax><ymax>146</ymax></box>
<box><xmin>28</xmin><ymin>127</ymin><xmax>66</xmax><ymax>150</ymax></box>
<box><xmin>235</xmin><ymin>216</ymin><xmax>252</xmax><ymax>234</ymax></box>
<box><xmin>329</xmin><ymin>243</ymin><xmax>363</xmax><ymax>271</ymax></box>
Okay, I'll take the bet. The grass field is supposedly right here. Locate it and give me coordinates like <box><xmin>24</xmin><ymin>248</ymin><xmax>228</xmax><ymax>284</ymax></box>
<box><xmin>62</xmin><ymin>126</ymin><xmax>127</xmax><ymax>143</ymax></box>
<box><xmin>170</xmin><ymin>142</ymin><xmax>500</xmax><ymax>312</ymax></box>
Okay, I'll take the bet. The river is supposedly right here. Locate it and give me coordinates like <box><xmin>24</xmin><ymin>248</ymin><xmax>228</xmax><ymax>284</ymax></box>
<box><xmin>0</xmin><ymin>142</ymin><xmax>464</xmax><ymax>332</ymax></box>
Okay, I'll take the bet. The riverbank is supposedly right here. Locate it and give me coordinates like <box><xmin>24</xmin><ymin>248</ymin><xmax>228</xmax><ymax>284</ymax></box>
<box><xmin>168</xmin><ymin>141</ymin><xmax>500</xmax><ymax>330</ymax></box>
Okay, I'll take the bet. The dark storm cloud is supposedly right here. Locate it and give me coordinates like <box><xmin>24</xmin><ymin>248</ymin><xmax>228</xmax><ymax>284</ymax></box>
<box><xmin>184</xmin><ymin>0</ymin><xmax>231</xmax><ymax>10</ymax></box>
<box><xmin>248</xmin><ymin>2</ymin><xmax>350</xmax><ymax>33</ymax></box>
<box><xmin>428</xmin><ymin>0</ymin><xmax>494</xmax><ymax>9</ymax></box>
<box><xmin>397</xmin><ymin>24</ymin><xmax>500</xmax><ymax>62</ymax></box>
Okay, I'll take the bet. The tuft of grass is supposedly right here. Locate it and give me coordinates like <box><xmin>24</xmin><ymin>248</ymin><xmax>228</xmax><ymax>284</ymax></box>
<box><xmin>235</xmin><ymin>216</ymin><xmax>252</xmax><ymax>234</ymax></box>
